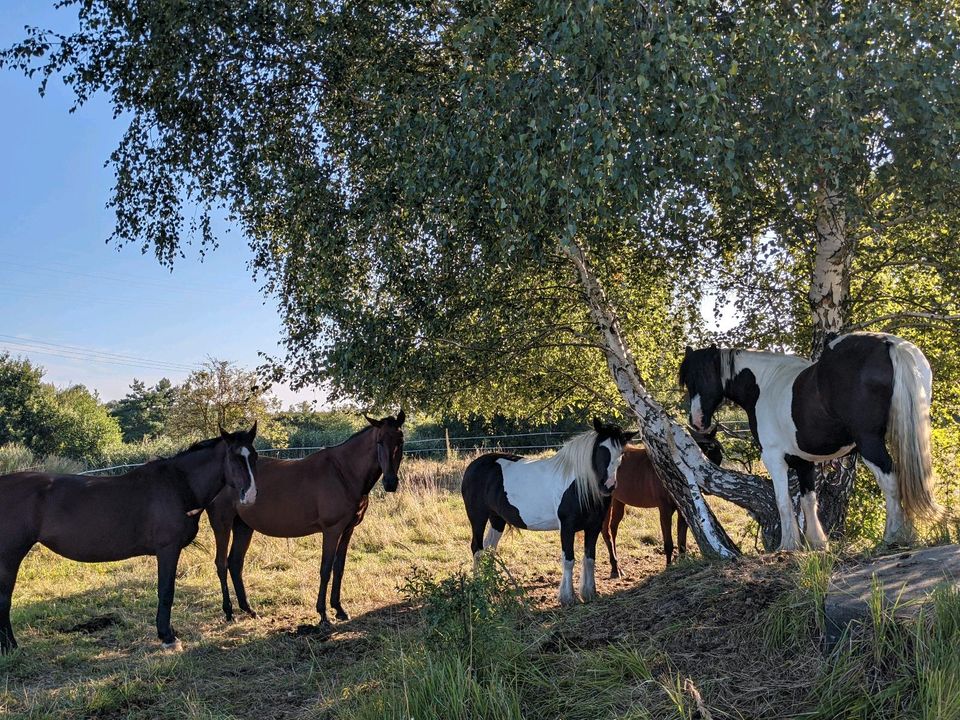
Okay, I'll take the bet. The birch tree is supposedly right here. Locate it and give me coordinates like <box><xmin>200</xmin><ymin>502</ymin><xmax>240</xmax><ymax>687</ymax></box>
<box><xmin>5</xmin><ymin>0</ymin><xmax>960</xmax><ymax>553</ymax></box>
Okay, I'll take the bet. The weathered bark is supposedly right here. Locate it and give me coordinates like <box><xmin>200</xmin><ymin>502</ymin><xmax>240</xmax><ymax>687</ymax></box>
<box><xmin>809</xmin><ymin>184</ymin><xmax>858</xmax><ymax>537</ymax></box>
<box><xmin>562</xmin><ymin>240</ymin><xmax>787</xmax><ymax>557</ymax></box>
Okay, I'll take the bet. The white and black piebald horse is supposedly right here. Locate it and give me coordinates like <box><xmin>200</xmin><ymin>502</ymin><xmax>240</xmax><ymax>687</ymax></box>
<box><xmin>461</xmin><ymin>419</ymin><xmax>636</xmax><ymax>605</ymax></box>
<box><xmin>680</xmin><ymin>332</ymin><xmax>941</xmax><ymax>550</ymax></box>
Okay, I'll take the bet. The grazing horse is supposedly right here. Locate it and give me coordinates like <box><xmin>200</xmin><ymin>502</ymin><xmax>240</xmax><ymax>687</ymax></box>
<box><xmin>207</xmin><ymin>412</ymin><xmax>405</xmax><ymax>631</ymax></box>
<box><xmin>603</xmin><ymin>430</ymin><xmax>723</xmax><ymax>576</ymax></box>
<box><xmin>0</xmin><ymin>425</ymin><xmax>259</xmax><ymax>653</ymax></box>
<box><xmin>461</xmin><ymin>419</ymin><xmax>636</xmax><ymax>605</ymax></box>
<box><xmin>680</xmin><ymin>332</ymin><xmax>941</xmax><ymax>551</ymax></box>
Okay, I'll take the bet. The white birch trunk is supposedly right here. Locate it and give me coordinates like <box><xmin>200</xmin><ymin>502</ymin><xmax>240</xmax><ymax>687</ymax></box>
<box><xmin>810</xmin><ymin>184</ymin><xmax>857</xmax><ymax>535</ymax></box>
<box><xmin>560</xmin><ymin>240</ymin><xmax>742</xmax><ymax>558</ymax></box>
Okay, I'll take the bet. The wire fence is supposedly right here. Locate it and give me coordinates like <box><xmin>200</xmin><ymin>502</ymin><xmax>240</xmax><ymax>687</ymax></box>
<box><xmin>79</xmin><ymin>423</ymin><xmax>753</xmax><ymax>476</ymax></box>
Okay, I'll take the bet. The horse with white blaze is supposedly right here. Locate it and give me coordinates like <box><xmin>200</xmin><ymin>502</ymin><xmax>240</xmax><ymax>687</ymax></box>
<box><xmin>679</xmin><ymin>332</ymin><xmax>942</xmax><ymax>551</ymax></box>
<box><xmin>461</xmin><ymin>419</ymin><xmax>636</xmax><ymax>605</ymax></box>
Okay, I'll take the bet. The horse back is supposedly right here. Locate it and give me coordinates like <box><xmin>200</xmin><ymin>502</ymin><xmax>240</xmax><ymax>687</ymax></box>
<box><xmin>230</xmin><ymin>454</ymin><xmax>356</xmax><ymax>537</ymax></box>
<box><xmin>3</xmin><ymin>469</ymin><xmax>192</xmax><ymax>562</ymax></box>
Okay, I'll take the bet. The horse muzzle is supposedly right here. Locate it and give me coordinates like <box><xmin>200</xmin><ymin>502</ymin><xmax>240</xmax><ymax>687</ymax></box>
<box><xmin>383</xmin><ymin>475</ymin><xmax>399</xmax><ymax>493</ymax></box>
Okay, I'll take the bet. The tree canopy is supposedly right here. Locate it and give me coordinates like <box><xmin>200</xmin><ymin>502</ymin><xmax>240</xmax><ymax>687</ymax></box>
<box><xmin>5</xmin><ymin>0</ymin><xmax>960</xmax><ymax>554</ymax></box>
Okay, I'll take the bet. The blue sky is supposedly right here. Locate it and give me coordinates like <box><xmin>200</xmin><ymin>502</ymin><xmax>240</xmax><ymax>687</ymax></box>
<box><xmin>0</xmin><ymin>3</ymin><xmax>325</xmax><ymax>406</ymax></box>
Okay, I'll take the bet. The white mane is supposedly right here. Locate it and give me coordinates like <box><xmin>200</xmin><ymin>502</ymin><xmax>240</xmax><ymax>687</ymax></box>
<box><xmin>725</xmin><ymin>348</ymin><xmax>812</xmax><ymax>388</ymax></box>
<box><xmin>545</xmin><ymin>430</ymin><xmax>604</xmax><ymax>508</ymax></box>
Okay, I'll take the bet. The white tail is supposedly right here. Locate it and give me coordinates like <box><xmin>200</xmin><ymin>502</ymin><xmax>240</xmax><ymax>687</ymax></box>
<box><xmin>887</xmin><ymin>339</ymin><xmax>942</xmax><ymax>521</ymax></box>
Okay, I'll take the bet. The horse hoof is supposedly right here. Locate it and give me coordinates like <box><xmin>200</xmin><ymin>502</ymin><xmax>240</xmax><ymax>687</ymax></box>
<box><xmin>244</xmin><ymin>609</ymin><xmax>260</xmax><ymax>619</ymax></box>
<box><xmin>335</xmin><ymin>609</ymin><xmax>350</xmax><ymax>622</ymax></box>
<box><xmin>161</xmin><ymin>638</ymin><xmax>183</xmax><ymax>652</ymax></box>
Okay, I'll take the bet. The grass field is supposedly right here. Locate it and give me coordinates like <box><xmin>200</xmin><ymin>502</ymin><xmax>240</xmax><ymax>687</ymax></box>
<box><xmin>1</xmin><ymin>456</ymin><xmax>958</xmax><ymax>719</ymax></box>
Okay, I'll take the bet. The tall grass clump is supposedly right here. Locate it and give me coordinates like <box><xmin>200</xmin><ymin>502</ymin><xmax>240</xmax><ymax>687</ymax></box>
<box><xmin>762</xmin><ymin>551</ymin><xmax>835</xmax><ymax>649</ymax></box>
<box><xmin>0</xmin><ymin>442</ymin><xmax>37</xmax><ymax>473</ymax></box>
<box><xmin>340</xmin><ymin>554</ymin><xmax>528</xmax><ymax>720</ymax></box>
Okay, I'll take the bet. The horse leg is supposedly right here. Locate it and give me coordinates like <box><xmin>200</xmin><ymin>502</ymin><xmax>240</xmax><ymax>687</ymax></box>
<box><xmin>859</xmin><ymin>435</ymin><xmax>913</xmax><ymax>544</ymax></box>
<box><xmin>316</xmin><ymin>526</ymin><xmax>346</xmax><ymax>629</ymax></box>
<box><xmin>603</xmin><ymin>499</ymin><xmax>626</xmax><ymax>579</ymax></box>
<box><xmin>227</xmin><ymin>518</ymin><xmax>259</xmax><ymax>618</ymax></box>
<box><xmin>677</xmin><ymin>509</ymin><xmax>689</xmax><ymax>558</ymax></box>
<box><xmin>558</xmin><ymin>520</ymin><xmax>577</xmax><ymax>606</ymax></box>
<box><xmin>792</xmin><ymin>458</ymin><xmax>829</xmax><ymax>549</ymax></box>
<box><xmin>466</xmin><ymin>503</ymin><xmax>489</xmax><ymax>569</ymax></box>
<box><xmin>659</xmin><ymin>504</ymin><xmax>675</xmax><ymax>567</ymax></box>
<box><xmin>762</xmin><ymin>451</ymin><xmax>802</xmax><ymax>551</ymax></box>
<box><xmin>329</xmin><ymin>523</ymin><xmax>358</xmax><ymax>622</ymax></box>
<box><xmin>579</xmin><ymin>521</ymin><xmax>602</xmax><ymax>602</ymax></box>
<box><xmin>210</xmin><ymin>513</ymin><xmax>234</xmax><ymax>622</ymax></box>
<box><xmin>156</xmin><ymin>544</ymin><xmax>183</xmax><ymax>649</ymax></box>
<box><xmin>484</xmin><ymin>513</ymin><xmax>506</xmax><ymax>552</ymax></box>
<box><xmin>0</xmin><ymin>548</ymin><xmax>29</xmax><ymax>654</ymax></box>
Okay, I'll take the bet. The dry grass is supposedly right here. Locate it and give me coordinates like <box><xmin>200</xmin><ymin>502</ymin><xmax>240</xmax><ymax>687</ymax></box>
<box><xmin>2</xmin><ymin>455</ymin><xmax>953</xmax><ymax>719</ymax></box>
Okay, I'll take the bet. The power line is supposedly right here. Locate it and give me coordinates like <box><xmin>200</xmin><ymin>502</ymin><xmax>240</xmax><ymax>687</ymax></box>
<box><xmin>0</xmin><ymin>335</ymin><xmax>200</xmax><ymax>373</ymax></box>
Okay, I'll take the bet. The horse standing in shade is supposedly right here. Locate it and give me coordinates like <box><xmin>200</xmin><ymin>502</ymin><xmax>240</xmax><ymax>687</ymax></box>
<box><xmin>0</xmin><ymin>425</ymin><xmax>259</xmax><ymax>653</ymax></box>
<box><xmin>603</xmin><ymin>429</ymin><xmax>723</xmax><ymax>576</ymax></box>
<box><xmin>680</xmin><ymin>332</ymin><xmax>941</xmax><ymax>551</ymax></box>
<box><xmin>461</xmin><ymin>419</ymin><xmax>636</xmax><ymax>605</ymax></box>
<box><xmin>207</xmin><ymin>412</ymin><xmax>405</xmax><ymax>631</ymax></box>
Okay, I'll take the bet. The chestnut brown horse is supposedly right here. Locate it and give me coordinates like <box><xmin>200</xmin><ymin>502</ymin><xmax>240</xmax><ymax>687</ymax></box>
<box><xmin>0</xmin><ymin>425</ymin><xmax>259</xmax><ymax>653</ymax></box>
<box><xmin>602</xmin><ymin>429</ymin><xmax>723</xmax><ymax>576</ymax></box>
<box><xmin>207</xmin><ymin>412</ymin><xmax>405</xmax><ymax>631</ymax></box>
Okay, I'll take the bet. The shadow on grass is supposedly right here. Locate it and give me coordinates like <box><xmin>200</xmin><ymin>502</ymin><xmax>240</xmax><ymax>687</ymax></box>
<box><xmin>1</xmin><ymin>576</ymin><xmax>421</xmax><ymax>720</ymax></box>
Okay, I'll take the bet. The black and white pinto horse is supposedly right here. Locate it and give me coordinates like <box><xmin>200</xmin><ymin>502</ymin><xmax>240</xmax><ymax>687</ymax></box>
<box><xmin>461</xmin><ymin>420</ymin><xmax>636</xmax><ymax>605</ymax></box>
<box><xmin>680</xmin><ymin>332</ymin><xmax>941</xmax><ymax>550</ymax></box>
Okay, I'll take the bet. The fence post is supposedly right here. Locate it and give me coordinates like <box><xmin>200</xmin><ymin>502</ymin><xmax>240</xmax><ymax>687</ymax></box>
<box><xmin>445</xmin><ymin>428</ymin><xmax>452</xmax><ymax>461</ymax></box>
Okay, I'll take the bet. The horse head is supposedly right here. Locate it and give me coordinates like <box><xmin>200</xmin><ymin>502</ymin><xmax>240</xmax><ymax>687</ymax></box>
<box><xmin>591</xmin><ymin>418</ymin><xmax>638</xmax><ymax>493</ymax></box>
<box><xmin>679</xmin><ymin>345</ymin><xmax>726</xmax><ymax>432</ymax></box>
<box><xmin>218</xmin><ymin>422</ymin><xmax>259</xmax><ymax>505</ymax></box>
<box><xmin>690</xmin><ymin>425</ymin><xmax>724</xmax><ymax>466</ymax></box>
<box><xmin>364</xmin><ymin>410</ymin><xmax>406</xmax><ymax>492</ymax></box>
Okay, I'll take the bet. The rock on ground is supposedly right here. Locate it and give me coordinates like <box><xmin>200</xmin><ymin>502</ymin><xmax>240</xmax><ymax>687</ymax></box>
<box><xmin>825</xmin><ymin>544</ymin><xmax>960</xmax><ymax>647</ymax></box>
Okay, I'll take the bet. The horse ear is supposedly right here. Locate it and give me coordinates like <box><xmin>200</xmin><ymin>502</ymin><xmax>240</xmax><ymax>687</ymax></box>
<box><xmin>246</xmin><ymin>421</ymin><xmax>258</xmax><ymax>442</ymax></box>
<box><xmin>684</xmin><ymin>345</ymin><xmax>693</xmax><ymax>355</ymax></box>
<box><xmin>396</xmin><ymin>409</ymin><xmax>406</xmax><ymax>426</ymax></box>
<box><xmin>365</xmin><ymin>414</ymin><xmax>383</xmax><ymax>428</ymax></box>
<box><xmin>623</xmin><ymin>430</ymin><xmax>638</xmax><ymax>442</ymax></box>
<box><xmin>220</xmin><ymin>424</ymin><xmax>229</xmax><ymax>440</ymax></box>
<box><xmin>593</xmin><ymin>417</ymin><xmax>604</xmax><ymax>432</ymax></box>
<box><xmin>709</xmin><ymin>343</ymin><xmax>718</xmax><ymax>350</ymax></box>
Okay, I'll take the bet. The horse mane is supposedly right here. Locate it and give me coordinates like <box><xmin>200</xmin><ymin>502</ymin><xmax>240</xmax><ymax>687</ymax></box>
<box><xmin>548</xmin><ymin>430</ymin><xmax>603</xmax><ymax>509</ymax></box>
<box><xmin>173</xmin><ymin>437</ymin><xmax>222</xmax><ymax>458</ymax></box>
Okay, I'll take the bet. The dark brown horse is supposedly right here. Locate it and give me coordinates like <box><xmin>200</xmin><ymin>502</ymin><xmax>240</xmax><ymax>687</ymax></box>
<box><xmin>0</xmin><ymin>425</ymin><xmax>258</xmax><ymax>653</ymax></box>
<box><xmin>207</xmin><ymin>412</ymin><xmax>405</xmax><ymax>631</ymax></box>
<box><xmin>602</xmin><ymin>430</ymin><xmax>723</xmax><ymax>576</ymax></box>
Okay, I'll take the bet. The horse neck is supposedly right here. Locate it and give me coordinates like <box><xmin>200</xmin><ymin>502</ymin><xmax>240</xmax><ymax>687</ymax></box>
<box><xmin>724</xmin><ymin>349</ymin><xmax>810</xmax><ymax>404</ymax></box>
<box><xmin>170</xmin><ymin>445</ymin><xmax>226</xmax><ymax>508</ymax></box>
<box><xmin>328</xmin><ymin>428</ymin><xmax>381</xmax><ymax>495</ymax></box>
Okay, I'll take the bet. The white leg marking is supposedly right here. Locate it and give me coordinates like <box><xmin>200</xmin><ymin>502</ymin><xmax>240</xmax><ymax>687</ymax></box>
<box><xmin>863</xmin><ymin>459</ymin><xmax>913</xmax><ymax>544</ymax></box>
<box><xmin>161</xmin><ymin>638</ymin><xmax>183</xmax><ymax>652</ymax></box>
<box><xmin>483</xmin><ymin>527</ymin><xmax>502</xmax><ymax>551</ymax></box>
<box><xmin>240</xmin><ymin>447</ymin><xmax>257</xmax><ymax>505</ymax></box>
<box><xmin>579</xmin><ymin>557</ymin><xmax>597</xmax><ymax>601</ymax></box>
<box><xmin>763</xmin><ymin>452</ymin><xmax>801</xmax><ymax>551</ymax></box>
<box><xmin>800</xmin><ymin>491</ymin><xmax>829</xmax><ymax>549</ymax></box>
<box><xmin>558</xmin><ymin>557</ymin><xmax>577</xmax><ymax>606</ymax></box>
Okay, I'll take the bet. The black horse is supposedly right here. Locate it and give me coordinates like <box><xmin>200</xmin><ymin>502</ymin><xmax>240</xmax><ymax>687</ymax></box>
<box><xmin>461</xmin><ymin>419</ymin><xmax>636</xmax><ymax>605</ymax></box>
<box><xmin>0</xmin><ymin>425</ymin><xmax>258</xmax><ymax>653</ymax></box>
<box><xmin>680</xmin><ymin>332</ymin><xmax>940</xmax><ymax>550</ymax></box>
